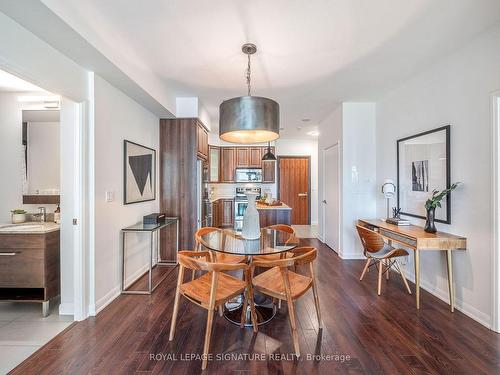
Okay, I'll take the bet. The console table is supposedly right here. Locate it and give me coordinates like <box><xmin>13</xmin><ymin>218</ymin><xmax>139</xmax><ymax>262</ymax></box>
<box><xmin>121</xmin><ymin>217</ymin><xmax>179</xmax><ymax>295</ymax></box>
<box><xmin>357</xmin><ymin>219</ymin><xmax>467</xmax><ymax>311</ymax></box>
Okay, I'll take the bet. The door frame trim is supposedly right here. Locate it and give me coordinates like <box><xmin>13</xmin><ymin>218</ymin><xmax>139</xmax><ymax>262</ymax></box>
<box><xmin>277</xmin><ymin>155</ymin><xmax>311</xmax><ymax>225</ymax></box>
<box><xmin>322</xmin><ymin>143</ymin><xmax>341</xmax><ymax>253</ymax></box>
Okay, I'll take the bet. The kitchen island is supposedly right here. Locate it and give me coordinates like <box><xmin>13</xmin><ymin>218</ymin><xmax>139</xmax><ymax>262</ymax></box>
<box><xmin>256</xmin><ymin>202</ymin><xmax>292</xmax><ymax>227</ymax></box>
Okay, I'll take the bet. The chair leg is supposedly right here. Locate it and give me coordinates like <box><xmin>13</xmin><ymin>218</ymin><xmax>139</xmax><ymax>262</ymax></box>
<box><xmin>202</xmin><ymin>308</ymin><xmax>215</xmax><ymax>370</ymax></box>
<box><xmin>278</xmin><ymin>299</ymin><xmax>282</xmax><ymax>309</ymax></box>
<box><xmin>286</xmin><ymin>297</ymin><xmax>300</xmax><ymax>357</ymax></box>
<box><xmin>218</xmin><ymin>305</ymin><xmax>223</xmax><ymax>317</ymax></box>
<box><xmin>311</xmin><ymin>281</ymin><xmax>322</xmax><ymax>329</ymax></box>
<box><xmin>360</xmin><ymin>258</ymin><xmax>371</xmax><ymax>281</ymax></box>
<box><xmin>385</xmin><ymin>259</ymin><xmax>390</xmax><ymax>280</ymax></box>
<box><xmin>309</xmin><ymin>263</ymin><xmax>322</xmax><ymax>329</ymax></box>
<box><xmin>396</xmin><ymin>260</ymin><xmax>412</xmax><ymax>295</ymax></box>
<box><xmin>377</xmin><ymin>260</ymin><xmax>383</xmax><ymax>296</ymax></box>
<box><xmin>169</xmin><ymin>266</ymin><xmax>185</xmax><ymax>341</ymax></box>
<box><xmin>240</xmin><ymin>291</ymin><xmax>249</xmax><ymax>328</ymax></box>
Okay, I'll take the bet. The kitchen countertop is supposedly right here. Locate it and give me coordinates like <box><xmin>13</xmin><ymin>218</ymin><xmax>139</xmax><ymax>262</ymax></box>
<box><xmin>0</xmin><ymin>222</ymin><xmax>60</xmax><ymax>234</ymax></box>
<box><xmin>256</xmin><ymin>202</ymin><xmax>292</xmax><ymax>210</ymax></box>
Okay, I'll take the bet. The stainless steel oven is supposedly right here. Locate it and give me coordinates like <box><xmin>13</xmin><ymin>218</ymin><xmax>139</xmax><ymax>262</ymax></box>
<box><xmin>234</xmin><ymin>187</ymin><xmax>261</xmax><ymax>230</ymax></box>
<box><xmin>235</xmin><ymin>168</ymin><xmax>262</xmax><ymax>183</ymax></box>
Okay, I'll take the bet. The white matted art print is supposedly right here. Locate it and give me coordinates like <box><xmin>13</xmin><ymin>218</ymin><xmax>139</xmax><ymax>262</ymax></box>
<box><xmin>124</xmin><ymin>140</ymin><xmax>156</xmax><ymax>204</ymax></box>
<box><xmin>397</xmin><ymin>126</ymin><xmax>451</xmax><ymax>223</ymax></box>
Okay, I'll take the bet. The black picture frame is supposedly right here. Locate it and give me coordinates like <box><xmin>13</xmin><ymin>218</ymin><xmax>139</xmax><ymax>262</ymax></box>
<box><xmin>397</xmin><ymin>125</ymin><xmax>451</xmax><ymax>224</ymax></box>
<box><xmin>123</xmin><ymin>140</ymin><xmax>156</xmax><ymax>205</ymax></box>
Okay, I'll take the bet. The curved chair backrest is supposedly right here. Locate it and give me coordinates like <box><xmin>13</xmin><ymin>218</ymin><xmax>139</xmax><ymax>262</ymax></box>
<box><xmin>356</xmin><ymin>225</ymin><xmax>385</xmax><ymax>254</ymax></box>
<box><xmin>195</xmin><ymin>227</ymin><xmax>219</xmax><ymax>250</ymax></box>
<box><xmin>265</xmin><ymin>224</ymin><xmax>295</xmax><ymax>234</ymax></box>
<box><xmin>252</xmin><ymin>247</ymin><xmax>317</xmax><ymax>269</ymax></box>
<box><xmin>178</xmin><ymin>250</ymin><xmax>247</xmax><ymax>272</ymax></box>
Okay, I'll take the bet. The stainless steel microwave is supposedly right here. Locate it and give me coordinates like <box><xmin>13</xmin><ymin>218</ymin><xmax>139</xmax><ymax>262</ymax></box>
<box><xmin>235</xmin><ymin>168</ymin><xmax>262</xmax><ymax>183</ymax></box>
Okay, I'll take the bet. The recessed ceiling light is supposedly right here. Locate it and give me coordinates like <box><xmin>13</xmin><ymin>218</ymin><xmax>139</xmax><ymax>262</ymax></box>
<box><xmin>307</xmin><ymin>130</ymin><xmax>319</xmax><ymax>136</ymax></box>
<box><xmin>301</xmin><ymin>118</ymin><xmax>311</xmax><ymax>122</ymax></box>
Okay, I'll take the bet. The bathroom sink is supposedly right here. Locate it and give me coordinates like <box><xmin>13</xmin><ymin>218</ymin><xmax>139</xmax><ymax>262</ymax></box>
<box><xmin>0</xmin><ymin>224</ymin><xmax>46</xmax><ymax>232</ymax></box>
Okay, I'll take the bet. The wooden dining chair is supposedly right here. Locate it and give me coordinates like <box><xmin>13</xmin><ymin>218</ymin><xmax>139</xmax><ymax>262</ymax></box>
<box><xmin>193</xmin><ymin>227</ymin><xmax>247</xmax><ymax>279</ymax></box>
<box><xmin>252</xmin><ymin>224</ymin><xmax>297</xmax><ymax>309</ymax></box>
<box><xmin>252</xmin><ymin>224</ymin><xmax>296</xmax><ymax>262</ymax></box>
<box><xmin>169</xmin><ymin>250</ymin><xmax>257</xmax><ymax>370</ymax></box>
<box><xmin>356</xmin><ymin>225</ymin><xmax>412</xmax><ymax>296</ymax></box>
<box><xmin>250</xmin><ymin>247</ymin><xmax>321</xmax><ymax>357</ymax></box>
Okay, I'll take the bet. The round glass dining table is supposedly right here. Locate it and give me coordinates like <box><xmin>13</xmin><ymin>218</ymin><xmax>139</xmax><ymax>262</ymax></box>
<box><xmin>198</xmin><ymin>228</ymin><xmax>300</xmax><ymax>326</ymax></box>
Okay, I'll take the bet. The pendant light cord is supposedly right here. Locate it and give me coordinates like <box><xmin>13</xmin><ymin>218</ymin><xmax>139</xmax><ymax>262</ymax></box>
<box><xmin>246</xmin><ymin>52</ymin><xmax>251</xmax><ymax>96</ymax></box>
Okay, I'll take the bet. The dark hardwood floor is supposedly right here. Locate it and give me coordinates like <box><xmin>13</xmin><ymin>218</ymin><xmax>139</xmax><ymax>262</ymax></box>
<box><xmin>10</xmin><ymin>239</ymin><xmax>500</xmax><ymax>374</ymax></box>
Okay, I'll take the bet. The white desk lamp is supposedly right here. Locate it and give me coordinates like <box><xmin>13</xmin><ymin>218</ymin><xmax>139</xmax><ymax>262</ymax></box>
<box><xmin>381</xmin><ymin>179</ymin><xmax>396</xmax><ymax>219</ymax></box>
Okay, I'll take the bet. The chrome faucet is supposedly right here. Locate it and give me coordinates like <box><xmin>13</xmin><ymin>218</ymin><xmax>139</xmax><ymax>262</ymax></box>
<box><xmin>37</xmin><ymin>207</ymin><xmax>46</xmax><ymax>222</ymax></box>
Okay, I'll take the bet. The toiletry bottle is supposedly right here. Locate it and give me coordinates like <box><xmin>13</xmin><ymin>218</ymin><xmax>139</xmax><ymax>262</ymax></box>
<box><xmin>54</xmin><ymin>204</ymin><xmax>61</xmax><ymax>224</ymax></box>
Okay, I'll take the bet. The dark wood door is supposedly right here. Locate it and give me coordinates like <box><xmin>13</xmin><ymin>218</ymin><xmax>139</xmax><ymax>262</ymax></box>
<box><xmin>220</xmin><ymin>148</ymin><xmax>236</xmax><ymax>182</ymax></box>
<box><xmin>249</xmin><ymin>147</ymin><xmax>262</xmax><ymax>167</ymax></box>
<box><xmin>278</xmin><ymin>157</ymin><xmax>310</xmax><ymax>224</ymax></box>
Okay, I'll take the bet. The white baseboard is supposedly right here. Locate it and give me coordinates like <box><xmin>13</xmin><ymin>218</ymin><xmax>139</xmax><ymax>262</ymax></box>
<box><xmin>317</xmin><ymin>235</ymin><xmax>325</xmax><ymax>242</ymax></box>
<box><xmin>90</xmin><ymin>263</ymin><xmax>149</xmax><ymax>316</ymax></box>
<box><xmin>311</xmin><ymin>221</ymin><xmax>318</xmax><ymax>226</ymax></box>
<box><xmin>58</xmin><ymin>302</ymin><xmax>74</xmax><ymax>316</ymax></box>
<box><xmin>339</xmin><ymin>251</ymin><xmax>365</xmax><ymax>260</ymax></box>
<box><xmin>403</xmin><ymin>269</ymin><xmax>491</xmax><ymax>329</ymax></box>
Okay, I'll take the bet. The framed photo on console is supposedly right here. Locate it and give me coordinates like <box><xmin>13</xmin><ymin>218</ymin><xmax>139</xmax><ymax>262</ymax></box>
<box><xmin>397</xmin><ymin>125</ymin><xmax>451</xmax><ymax>223</ymax></box>
<box><xmin>124</xmin><ymin>140</ymin><xmax>156</xmax><ymax>205</ymax></box>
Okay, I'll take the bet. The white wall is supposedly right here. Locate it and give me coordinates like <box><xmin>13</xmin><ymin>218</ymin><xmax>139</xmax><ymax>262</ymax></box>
<box><xmin>341</xmin><ymin>103</ymin><xmax>377</xmax><ymax>258</ymax></box>
<box><xmin>376</xmin><ymin>24</ymin><xmax>500</xmax><ymax>327</ymax></box>
<box><xmin>92</xmin><ymin>74</ymin><xmax>159</xmax><ymax>314</ymax></box>
<box><xmin>318</xmin><ymin>103</ymin><xmax>377</xmax><ymax>258</ymax></box>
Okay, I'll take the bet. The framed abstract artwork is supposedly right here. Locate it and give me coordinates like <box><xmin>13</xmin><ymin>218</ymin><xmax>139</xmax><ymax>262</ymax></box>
<box><xmin>124</xmin><ymin>140</ymin><xmax>156</xmax><ymax>205</ymax></box>
<box><xmin>397</xmin><ymin>125</ymin><xmax>451</xmax><ymax>223</ymax></box>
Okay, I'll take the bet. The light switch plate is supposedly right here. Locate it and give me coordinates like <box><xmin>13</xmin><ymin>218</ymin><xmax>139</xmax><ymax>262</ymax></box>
<box><xmin>105</xmin><ymin>191</ymin><xmax>115</xmax><ymax>202</ymax></box>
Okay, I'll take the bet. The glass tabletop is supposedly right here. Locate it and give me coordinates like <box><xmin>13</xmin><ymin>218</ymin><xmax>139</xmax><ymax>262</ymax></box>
<box><xmin>199</xmin><ymin>228</ymin><xmax>299</xmax><ymax>256</ymax></box>
<box><xmin>122</xmin><ymin>217</ymin><xmax>178</xmax><ymax>232</ymax></box>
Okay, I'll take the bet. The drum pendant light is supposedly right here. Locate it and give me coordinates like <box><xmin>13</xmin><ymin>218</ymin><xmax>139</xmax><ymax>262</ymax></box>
<box><xmin>219</xmin><ymin>43</ymin><xmax>280</xmax><ymax>144</ymax></box>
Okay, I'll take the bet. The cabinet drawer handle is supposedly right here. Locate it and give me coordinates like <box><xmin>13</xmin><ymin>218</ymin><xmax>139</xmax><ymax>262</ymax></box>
<box><xmin>0</xmin><ymin>252</ymin><xmax>17</xmax><ymax>256</ymax></box>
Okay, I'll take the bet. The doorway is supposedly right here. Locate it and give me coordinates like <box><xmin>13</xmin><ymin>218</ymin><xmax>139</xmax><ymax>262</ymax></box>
<box><xmin>277</xmin><ymin>156</ymin><xmax>310</xmax><ymax>225</ymax></box>
<box><xmin>322</xmin><ymin>144</ymin><xmax>340</xmax><ymax>252</ymax></box>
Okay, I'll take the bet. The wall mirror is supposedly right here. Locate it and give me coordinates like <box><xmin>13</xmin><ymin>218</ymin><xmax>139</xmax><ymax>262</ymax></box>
<box><xmin>22</xmin><ymin>110</ymin><xmax>60</xmax><ymax>204</ymax></box>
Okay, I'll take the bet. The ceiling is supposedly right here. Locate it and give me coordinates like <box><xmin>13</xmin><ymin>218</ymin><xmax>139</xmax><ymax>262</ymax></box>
<box><xmin>42</xmin><ymin>0</ymin><xmax>500</xmax><ymax>138</ymax></box>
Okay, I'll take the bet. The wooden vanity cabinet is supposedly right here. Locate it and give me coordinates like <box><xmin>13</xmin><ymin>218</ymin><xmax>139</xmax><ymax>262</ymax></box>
<box><xmin>0</xmin><ymin>231</ymin><xmax>60</xmax><ymax>307</ymax></box>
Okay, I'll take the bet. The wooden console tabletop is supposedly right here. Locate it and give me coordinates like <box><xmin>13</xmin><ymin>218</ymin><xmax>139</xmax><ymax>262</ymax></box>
<box><xmin>357</xmin><ymin>219</ymin><xmax>467</xmax><ymax>311</ymax></box>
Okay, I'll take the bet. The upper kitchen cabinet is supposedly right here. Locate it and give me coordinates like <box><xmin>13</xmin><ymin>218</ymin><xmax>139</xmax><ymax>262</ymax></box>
<box><xmin>209</xmin><ymin>145</ymin><xmax>220</xmax><ymax>182</ymax></box>
<box><xmin>236</xmin><ymin>147</ymin><xmax>249</xmax><ymax>167</ymax></box>
<box><xmin>262</xmin><ymin>146</ymin><xmax>276</xmax><ymax>183</ymax></box>
<box><xmin>196</xmin><ymin>121</ymin><xmax>209</xmax><ymax>160</ymax></box>
<box><xmin>235</xmin><ymin>147</ymin><xmax>263</xmax><ymax>168</ymax></box>
<box><xmin>220</xmin><ymin>147</ymin><xmax>236</xmax><ymax>182</ymax></box>
<box><xmin>249</xmin><ymin>147</ymin><xmax>262</xmax><ymax>167</ymax></box>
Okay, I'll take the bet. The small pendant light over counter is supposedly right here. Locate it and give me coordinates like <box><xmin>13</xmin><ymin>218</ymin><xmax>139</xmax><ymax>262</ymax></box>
<box><xmin>219</xmin><ymin>43</ymin><xmax>280</xmax><ymax>144</ymax></box>
<box><xmin>262</xmin><ymin>142</ymin><xmax>277</xmax><ymax>161</ymax></box>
